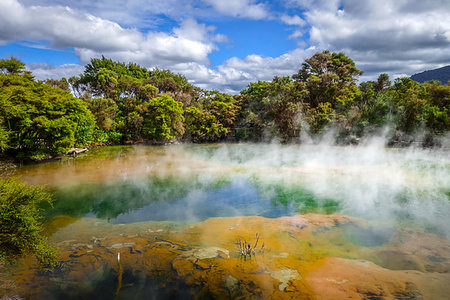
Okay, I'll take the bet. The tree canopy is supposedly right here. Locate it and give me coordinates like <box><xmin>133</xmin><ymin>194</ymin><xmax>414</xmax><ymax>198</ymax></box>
<box><xmin>0</xmin><ymin>63</ymin><xmax>96</xmax><ymax>159</ymax></box>
<box><xmin>0</xmin><ymin>53</ymin><xmax>448</xmax><ymax>157</ymax></box>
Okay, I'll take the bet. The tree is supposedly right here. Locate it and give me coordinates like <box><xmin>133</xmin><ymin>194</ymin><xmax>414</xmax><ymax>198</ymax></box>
<box><xmin>44</xmin><ymin>78</ymin><xmax>70</xmax><ymax>91</ymax></box>
<box><xmin>239</xmin><ymin>77</ymin><xmax>307</xmax><ymax>141</ymax></box>
<box><xmin>0</xmin><ymin>57</ymin><xmax>26</xmax><ymax>75</ymax></box>
<box><xmin>375</xmin><ymin>73</ymin><xmax>391</xmax><ymax>93</ymax></box>
<box><xmin>141</xmin><ymin>94</ymin><xmax>185</xmax><ymax>141</ymax></box>
<box><xmin>184</xmin><ymin>106</ymin><xmax>225</xmax><ymax>142</ymax></box>
<box><xmin>0</xmin><ymin>65</ymin><xmax>96</xmax><ymax>158</ymax></box>
<box><xmin>293</xmin><ymin>51</ymin><xmax>363</xmax><ymax>109</ymax></box>
<box><xmin>85</xmin><ymin>97</ymin><xmax>118</xmax><ymax>131</ymax></box>
<box><xmin>0</xmin><ymin>124</ymin><xmax>9</xmax><ymax>152</ymax></box>
<box><xmin>390</xmin><ymin>77</ymin><xmax>428</xmax><ymax>133</ymax></box>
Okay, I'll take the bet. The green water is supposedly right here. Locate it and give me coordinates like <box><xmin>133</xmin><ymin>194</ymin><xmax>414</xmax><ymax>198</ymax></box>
<box><xmin>2</xmin><ymin>144</ymin><xmax>450</xmax><ymax>299</ymax></box>
<box><xmin>8</xmin><ymin>143</ymin><xmax>445</xmax><ymax>234</ymax></box>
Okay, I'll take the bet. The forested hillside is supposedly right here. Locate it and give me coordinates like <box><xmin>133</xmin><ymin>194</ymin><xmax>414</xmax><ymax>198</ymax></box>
<box><xmin>1</xmin><ymin>51</ymin><xmax>449</xmax><ymax>160</ymax></box>
<box><xmin>411</xmin><ymin>66</ymin><xmax>450</xmax><ymax>84</ymax></box>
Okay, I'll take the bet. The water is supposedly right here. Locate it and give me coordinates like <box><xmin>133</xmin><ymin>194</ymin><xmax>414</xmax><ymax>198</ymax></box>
<box><xmin>2</xmin><ymin>144</ymin><xmax>450</xmax><ymax>299</ymax></box>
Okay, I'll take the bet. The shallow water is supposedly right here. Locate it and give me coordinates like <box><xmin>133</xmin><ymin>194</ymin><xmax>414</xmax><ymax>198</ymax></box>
<box><xmin>1</xmin><ymin>144</ymin><xmax>450</xmax><ymax>299</ymax></box>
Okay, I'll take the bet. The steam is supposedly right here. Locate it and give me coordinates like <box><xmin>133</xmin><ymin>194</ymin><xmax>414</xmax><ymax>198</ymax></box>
<box><xmin>191</xmin><ymin>137</ymin><xmax>450</xmax><ymax>235</ymax></box>
<box><xmin>13</xmin><ymin>134</ymin><xmax>450</xmax><ymax>237</ymax></box>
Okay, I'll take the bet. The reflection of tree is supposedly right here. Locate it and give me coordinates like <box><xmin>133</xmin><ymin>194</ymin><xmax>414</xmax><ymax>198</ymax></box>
<box><xmin>251</xmin><ymin>178</ymin><xmax>340</xmax><ymax>214</ymax></box>
<box><xmin>43</xmin><ymin>176</ymin><xmax>231</xmax><ymax>221</ymax></box>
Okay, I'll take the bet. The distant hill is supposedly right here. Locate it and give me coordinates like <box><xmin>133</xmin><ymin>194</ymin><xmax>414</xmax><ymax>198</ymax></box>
<box><xmin>411</xmin><ymin>65</ymin><xmax>450</xmax><ymax>84</ymax></box>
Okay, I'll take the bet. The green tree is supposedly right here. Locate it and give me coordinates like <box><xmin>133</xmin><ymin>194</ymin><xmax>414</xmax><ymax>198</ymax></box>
<box><xmin>0</xmin><ymin>124</ymin><xmax>9</xmax><ymax>152</ymax></box>
<box><xmin>390</xmin><ymin>77</ymin><xmax>428</xmax><ymax>133</ymax></box>
<box><xmin>184</xmin><ymin>106</ymin><xmax>225</xmax><ymax>142</ymax></box>
<box><xmin>0</xmin><ymin>57</ymin><xmax>26</xmax><ymax>75</ymax></box>
<box><xmin>141</xmin><ymin>94</ymin><xmax>185</xmax><ymax>141</ymax></box>
<box><xmin>44</xmin><ymin>78</ymin><xmax>70</xmax><ymax>91</ymax></box>
<box><xmin>85</xmin><ymin>97</ymin><xmax>118</xmax><ymax>131</ymax></box>
<box><xmin>293</xmin><ymin>50</ymin><xmax>362</xmax><ymax>109</ymax></box>
<box><xmin>374</xmin><ymin>73</ymin><xmax>391</xmax><ymax>93</ymax></box>
<box><xmin>0</xmin><ymin>67</ymin><xmax>96</xmax><ymax>158</ymax></box>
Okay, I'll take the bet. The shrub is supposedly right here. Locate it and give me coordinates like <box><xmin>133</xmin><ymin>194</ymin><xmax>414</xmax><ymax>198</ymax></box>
<box><xmin>0</xmin><ymin>178</ymin><xmax>57</xmax><ymax>266</ymax></box>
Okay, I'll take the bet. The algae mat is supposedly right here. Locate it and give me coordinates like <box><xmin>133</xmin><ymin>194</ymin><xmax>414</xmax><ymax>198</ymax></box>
<box><xmin>2</xmin><ymin>214</ymin><xmax>449</xmax><ymax>299</ymax></box>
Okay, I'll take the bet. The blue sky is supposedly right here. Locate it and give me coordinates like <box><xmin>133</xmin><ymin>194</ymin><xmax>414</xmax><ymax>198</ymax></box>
<box><xmin>0</xmin><ymin>0</ymin><xmax>449</xmax><ymax>93</ymax></box>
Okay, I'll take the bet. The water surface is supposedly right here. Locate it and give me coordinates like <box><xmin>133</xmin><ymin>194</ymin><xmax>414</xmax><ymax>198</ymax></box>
<box><xmin>2</xmin><ymin>144</ymin><xmax>449</xmax><ymax>299</ymax></box>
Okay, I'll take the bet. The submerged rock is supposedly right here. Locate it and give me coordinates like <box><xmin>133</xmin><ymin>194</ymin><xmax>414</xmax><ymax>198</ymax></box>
<box><xmin>109</xmin><ymin>242</ymin><xmax>136</xmax><ymax>249</ymax></box>
<box><xmin>224</xmin><ymin>275</ymin><xmax>239</xmax><ymax>292</ymax></box>
<box><xmin>193</xmin><ymin>247</ymin><xmax>229</xmax><ymax>259</ymax></box>
<box><xmin>268</xmin><ymin>268</ymin><xmax>300</xmax><ymax>291</ymax></box>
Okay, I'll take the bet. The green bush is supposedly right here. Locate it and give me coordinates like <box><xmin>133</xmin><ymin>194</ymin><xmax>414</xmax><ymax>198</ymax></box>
<box><xmin>0</xmin><ymin>178</ymin><xmax>57</xmax><ymax>266</ymax></box>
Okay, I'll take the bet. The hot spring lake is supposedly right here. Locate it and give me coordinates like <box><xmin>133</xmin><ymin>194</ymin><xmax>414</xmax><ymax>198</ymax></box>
<box><xmin>2</xmin><ymin>144</ymin><xmax>450</xmax><ymax>299</ymax></box>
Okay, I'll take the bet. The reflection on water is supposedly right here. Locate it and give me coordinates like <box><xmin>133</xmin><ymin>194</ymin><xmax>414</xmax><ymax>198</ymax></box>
<box><xmin>44</xmin><ymin>176</ymin><xmax>340</xmax><ymax>224</ymax></box>
<box><xmin>1</xmin><ymin>144</ymin><xmax>450</xmax><ymax>299</ymax></box>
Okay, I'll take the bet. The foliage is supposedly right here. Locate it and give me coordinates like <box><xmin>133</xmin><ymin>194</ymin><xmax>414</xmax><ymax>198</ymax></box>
<box><xmin>70</xmin><ymin>57</ymin><xmax>239</xmax><ymax>143</ymax></box>
<box><xmin>0</xmin><ymin>57</ymin><xmax>26</xmax><ymax>75</ymax></box>
<box><xmin>141</xmin><ymin>94</ymin><xmax>185</xmax><ymax>141</ymax></box>
<box><xmin>185</xmin><ymin>106</ymin><xmax>225</xmax><ymax>142</ymax></box>
<box><xmin>0</xmin><ymin>178</ymin><xmax>57</xmax><ymax>266</ymax></box>
<box><xmin>0</xmin><ymin>64</ymin><xmax>96</xmax><ymax>158</ymax></box>
<box><xmin>306</xmin><ymin>102</ymin><xmax>336</xmax><ymax>133</ymax></box>
<box><xmin>239</xmin><ymin>52</ymin><xmax>448</xmax><ymax>145</ymax></box>
<box><xmin>85</xmin><ymin>97</ymin><xmax>118</xmax><ymax>132</ymax></box>
<box><xmin>240</xmin><ymin>77</ymin><xmax>307</xmax><ymax>141</ymax></box>
<box><xmin>1</xmin><ymin>54</ymin><xmax>448</xmax><ymax>151</ymax></box>
<box><xmin>293</xmin><ymin>50</ymin><xmax>362</xmax><ymax>109</ymax></box>
<box><xmin>44</xmin><ymin>78</ymin><xmax>70</xmax><ymax>91</ymax></box>
<box><xmin>0</xmin><ymin>124</ymin><xmax>9</xmax><ymax>152</ymax></box>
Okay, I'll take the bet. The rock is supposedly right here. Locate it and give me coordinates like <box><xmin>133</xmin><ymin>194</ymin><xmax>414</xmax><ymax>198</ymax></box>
<box><xmin>109</xmin><ymin>242</ymin><xmax>136</xmax><ymax>249</ymax></box>
<box><xmin>193</xmin><ymin>247</ymin><xmax>229</xmax><ymax>260</ymax></box>
<box><xmin>268</xmin><ymin>268</ymin><xmax>300</xmax><ymax>291</ymax></box>
<box><xmin>224</xmin><ymin>275</ymin><xmax>239</xmax><ymax>292</ymax></box>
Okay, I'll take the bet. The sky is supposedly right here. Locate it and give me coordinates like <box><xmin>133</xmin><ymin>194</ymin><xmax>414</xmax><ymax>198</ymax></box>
<box><xmin>0</xmin><ymin>0</ymin><xmax>449</xmax><ymax>93</ymax></box>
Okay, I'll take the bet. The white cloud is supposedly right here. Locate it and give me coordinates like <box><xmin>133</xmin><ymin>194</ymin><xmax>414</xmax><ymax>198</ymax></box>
<box><xmin>302</xmin><ymin>0</ymin><xmax>450</xmax><ymax>80</ymax></box>
<box><xmin>0</xmin><ymin>0</ymin><xmax>219</xmax><ymax>68</ymax></box>
<box><xmin>18</xmin><ymin>0</ymin><xmax>199</xmax><ymax>28</ymax></box>
<box><xmin>27</xmin><ymin>62</ymin><xmax>84</xmax><ymax>80</ymax></box>
<box><xmin>4</xmin><ymin>0</ymin><xmax>450</xmax><ymax>94</ymax></box>
<box><xmin>174</xmin><ymin>48</ymin><xmax>317</xmax><ymax>93</ymax></box>
<box><xmin>281</xmin><ymin>14</ymin><xmax>306</xmax><ymax>26</ymax></box>
<box><xmin>282</xmin><ymin>0</ymin><xmax>340</xmax><ymax>11</ymax></box>
<box><xmin>203</xmin><ymin>0</ymin><xmax>269</xmax><ymax>19</ymax></box>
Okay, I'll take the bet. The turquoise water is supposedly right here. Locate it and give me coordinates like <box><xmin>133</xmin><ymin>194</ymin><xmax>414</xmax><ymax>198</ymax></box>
<box><xmin>8</xmin><ymin>143</ymin><xmax>448</xmax><ymax>235</ymax></box>
<box><xmin>3</xmin><ymin>144</ymin><xmax>450</xmax><ymax>299</ymax></box>
<box><xmin>42</xmin><ymin>176</ymin><xmax>340</xmax><ymax>224</ymax></box>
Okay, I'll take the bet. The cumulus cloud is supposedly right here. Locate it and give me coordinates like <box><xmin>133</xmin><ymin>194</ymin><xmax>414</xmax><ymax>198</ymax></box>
<box><xmin>0</xmin><ymin>0</ymin><xmax>219</xmax><ymax>68</ymax></box>
<box><xmin>18</xmin><ymin>0</ymin><xmax>199</xmax><ymax>28</ymax></box>
<box><xmin>184</xmin><ymin>0</ymin><xmax>450</xmax><ymax>90</ymax></box>
<box><xmin>1</xmin><ymin>0</ymin><xmax>299</xmax><ymax>93</ymax></box>
<box><xmin>3</xmin><ymin>0</ymin><xmax>450</xmax><ymax>94</ymax></box>
<box><xmin>303</xmin><ymin>0</ymin><xmax>450</xmax><ymax>80</ymax></box>
<box><xmin>26</xmin><ymin>62</ymin><xmax>84</xmax><ymax>80</ymax></box>
<box><xmin>174</xmin><ymin>48</ymin><xmax>317</xmax><ymax>93</ymax></box>
<box><xmin>280</xmin><ymin>14</ymin><xmax>306</xmax><ymax>27</ymax></box>
<box><xmin>282</xmin><ymin>0</ymin><xmax>340</xmax><ymax>11</ymax></box>
<box><xmin>203</xmin><ymin>0</ymin><xmax>269</xmax><ymax>19</ymax></box>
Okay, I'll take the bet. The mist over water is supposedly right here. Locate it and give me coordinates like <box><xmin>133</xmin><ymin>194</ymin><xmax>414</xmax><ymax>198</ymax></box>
<box><xmin>4</xmin><ymin>142</ymin><xmax>450</xmax><ymax>299</ymax></box>
<box><xmin>12</xmin><ymin>142</ymin><xmax>450</xmax><ymax>236</ymax></box>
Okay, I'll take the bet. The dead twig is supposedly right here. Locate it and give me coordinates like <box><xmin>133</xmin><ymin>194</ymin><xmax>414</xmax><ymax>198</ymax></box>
<box><xmin>236</xmin><ymin>233</ymin><xmax>264</xmax><ymax>260</ymax></box>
